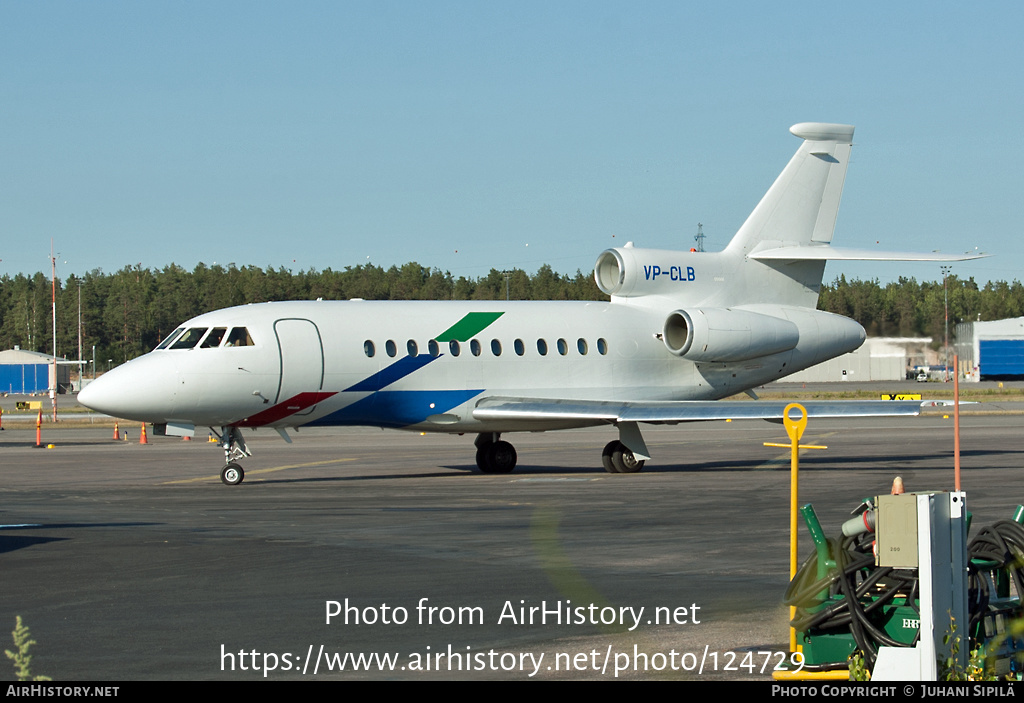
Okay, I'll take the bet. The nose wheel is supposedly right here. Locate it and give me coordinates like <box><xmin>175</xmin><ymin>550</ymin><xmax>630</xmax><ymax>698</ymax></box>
<box><xmin>221</xmin><ymin>463</ymin><xmax>244</xmax><ymax>485</ymax></box>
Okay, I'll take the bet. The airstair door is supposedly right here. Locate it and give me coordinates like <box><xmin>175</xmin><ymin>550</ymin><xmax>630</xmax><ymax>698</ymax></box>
<box><xmin>274</xmin><ymin>318</ymin><xmax>324</xmax><ymax>416</ymax></box>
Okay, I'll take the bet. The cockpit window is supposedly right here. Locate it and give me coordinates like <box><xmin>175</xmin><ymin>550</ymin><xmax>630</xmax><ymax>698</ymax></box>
<box><xmin>225</xmin><ymin>327</ymin><xmax>254</xmax><ymax>347</ymax></box>
<box><xmin>200</xmin><ymin>327</ymin><xmax>227</xmax><ymax>348</ymax></box>
<box><xmin>170</xmin><ymin>327</ymin><xmax>208</xmax><ymax>350</ymax></box>
<box><xmin>156</xmin><ymin>328</ymin><xmax>185</xmax><ymax>350</ymax></box>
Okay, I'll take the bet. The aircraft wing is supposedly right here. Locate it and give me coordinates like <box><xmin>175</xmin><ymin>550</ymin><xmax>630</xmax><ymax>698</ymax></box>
<box><xmin>472</xmin><ymin>397</ymin><xmax>935</xmax><ymax>424</ymax></box>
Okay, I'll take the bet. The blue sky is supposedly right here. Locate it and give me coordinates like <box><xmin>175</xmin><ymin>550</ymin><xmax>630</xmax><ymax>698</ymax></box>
<box><xmin>1</xmin><ymin>1</ymin><xmax>1020</xmax><ymax>286</ymax></box>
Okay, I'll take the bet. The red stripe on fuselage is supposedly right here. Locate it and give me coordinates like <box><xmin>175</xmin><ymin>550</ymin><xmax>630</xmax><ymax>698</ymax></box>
<box><xmin>235</xmin><ymin>392</ymin><xmax>338</xmax><ymax>427</ymax></box>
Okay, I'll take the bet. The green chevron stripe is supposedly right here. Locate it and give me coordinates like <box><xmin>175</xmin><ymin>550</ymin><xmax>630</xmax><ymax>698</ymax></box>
<box><xmin>434</xmin><ymin>312</ymin><xmax>505</xmax><ymax>342</ymax></box>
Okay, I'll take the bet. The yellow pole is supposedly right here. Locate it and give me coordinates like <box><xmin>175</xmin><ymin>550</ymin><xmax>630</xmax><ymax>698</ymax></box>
<box><xmin>786</xmin><ymin>404</ymin><xmax>805</xmax><ymax>654</ymax></box>
<box><xmin>765</xmin><ymin>403</ymin><xmax>827</xmax><ymax>656</ymax></box>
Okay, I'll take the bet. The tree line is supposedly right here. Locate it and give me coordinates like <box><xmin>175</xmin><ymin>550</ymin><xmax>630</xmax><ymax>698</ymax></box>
<box><xmin>818</xmin><ymin>275</ymin><xmax>1024</xmax><ymax>341</ymax></box>
<box><xmin>0</xmin><ymin>263</ymin><xmax>1017</xmax><ymax>366</ymax></box>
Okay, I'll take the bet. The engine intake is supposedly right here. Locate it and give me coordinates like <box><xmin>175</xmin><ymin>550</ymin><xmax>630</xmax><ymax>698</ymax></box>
<box><xmin>594</xmin><ymin>246</ymin><xmax>698</xmax><ymax>298</ymax></box>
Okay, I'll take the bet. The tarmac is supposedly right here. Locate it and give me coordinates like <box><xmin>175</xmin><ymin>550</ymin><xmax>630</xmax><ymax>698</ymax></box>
<box><xmin>1</xmin><ymin>390</ymin><xmax>1022</xmax><ymax>680</ymax></box>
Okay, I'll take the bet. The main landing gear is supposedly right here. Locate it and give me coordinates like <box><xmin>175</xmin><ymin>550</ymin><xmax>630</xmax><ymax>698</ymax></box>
<box><xmin>601</xmin><ymin>440</ymin><xmax>645</xmax><ymax>473</ymax></box>
<box><xmin>475</xmin><ymin>433</ymin><xmax>517</xmax><ymax>473</ymax></box>
<box><xmin>213</xmin><ymin>426</ymin><xmax>251</xmax><ymax>485</ymax></box>
<box><xmin>472</xmin><ymin>429</ymin><xmax>648</xmax><ymax>474</ymax></box>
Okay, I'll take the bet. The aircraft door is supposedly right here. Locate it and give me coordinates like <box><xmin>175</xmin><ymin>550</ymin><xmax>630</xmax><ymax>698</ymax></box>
<box><xmin>274</xmin><ymin>318</ymin><xmax>325</xmax><ymax>415</ymax></box>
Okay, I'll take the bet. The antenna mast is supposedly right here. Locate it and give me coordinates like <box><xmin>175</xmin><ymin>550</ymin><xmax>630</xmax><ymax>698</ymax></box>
<box><xmin>694</xmin><ymin>223</ymin><xmax>706</xmax><ymax>252</ymax></box>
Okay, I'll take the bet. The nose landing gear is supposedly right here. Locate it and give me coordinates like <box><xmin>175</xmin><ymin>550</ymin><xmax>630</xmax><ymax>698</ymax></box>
<box><xmin>213</xmin><ymin>426</ymin><xmax>251</xmax><ymax>485</ymax></box>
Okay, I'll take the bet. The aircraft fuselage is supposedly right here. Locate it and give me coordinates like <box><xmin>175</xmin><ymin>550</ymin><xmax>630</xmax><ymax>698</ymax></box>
<box><xmin>82</xmin><ymin>297</ymin><xmax>864</xmax><ymax>435</ymax></box>
<box><xmin>79</xmin><ymin>122</ymin><xmax>971</xmax><ymax>482</ymax></box>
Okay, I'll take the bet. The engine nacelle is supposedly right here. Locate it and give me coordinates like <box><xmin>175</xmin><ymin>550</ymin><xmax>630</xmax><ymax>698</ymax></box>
<box><xmin>663</xmin><ymin>308</ymin><xmax>800</xmax><ymax>362</ymax></box>
<box><xmin>594</xmin><ymin>246</ymin><xmax>700</xmax><ymax>298</ymax></box>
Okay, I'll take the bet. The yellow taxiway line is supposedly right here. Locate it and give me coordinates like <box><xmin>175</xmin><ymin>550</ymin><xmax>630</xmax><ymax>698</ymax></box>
<box><xmin>160</xmin><ymin>458</ymin><xmax>358</xmax><ymax>485</ymax></box>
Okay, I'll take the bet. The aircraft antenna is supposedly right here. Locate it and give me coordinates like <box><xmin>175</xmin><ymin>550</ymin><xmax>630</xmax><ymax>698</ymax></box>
<box><xmin>694</xmin><ymin>223</ymin><xmax>706</xmax><ymax>252</ymax></box>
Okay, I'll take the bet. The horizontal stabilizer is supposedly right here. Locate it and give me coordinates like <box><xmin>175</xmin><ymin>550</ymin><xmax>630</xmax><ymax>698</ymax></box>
<box><xmin>750</xmin><ymin>246</ymin><xmax>988</xmax><ymax>262</ymax></box>
<box><xmin>473</xmin><ymin>397</ymin><xmax>925</xmax><ymax>424</ymax></box>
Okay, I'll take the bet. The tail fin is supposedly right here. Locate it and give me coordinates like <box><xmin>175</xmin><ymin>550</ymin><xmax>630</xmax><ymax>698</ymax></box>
<box><xmin>593</xmin><ymin>123</ymin><xmax>983</xmax><ymax>309</ymax></box>
<box><xmin>726</xmin><ymin>123</ymin><xmax>854</xmax><ymax>257</ymax></box>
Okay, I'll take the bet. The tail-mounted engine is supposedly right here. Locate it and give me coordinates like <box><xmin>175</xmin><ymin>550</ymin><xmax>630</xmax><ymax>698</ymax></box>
<box><xmin>596</xmin><ymin>244</ymin><xmax>865</xmax><ymax>364</ymax></box>
<box><xmin>595</xmin><ymin>246</ymin><xmax>701</xmax><ymax>298</ymax></box>
<box><xmin>663</xmin><ymin>308</ymin><xmax>800</xmax><ymax>363</ymax></box>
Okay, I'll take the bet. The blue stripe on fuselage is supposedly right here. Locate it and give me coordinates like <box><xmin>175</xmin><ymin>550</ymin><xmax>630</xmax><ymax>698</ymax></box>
<box><xmin>344</xmin><ymin>354</ymin><xmax>439</xmax><ymax>393</ymax></box>
<box><xmin>308</xmin><ymin>389</ymin><xmax>485</xmax><ymax>428</ymax></box>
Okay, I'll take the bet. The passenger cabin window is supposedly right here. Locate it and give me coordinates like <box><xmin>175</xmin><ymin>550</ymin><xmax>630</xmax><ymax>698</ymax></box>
<box><xmin>490</xmin><ymin>339</ymin><xmax>502</xmax><ymax>356</ymax></box>
<box><xmin>364</xmin><ymin>340</ymin><xmax>376</xmax><ymax>357</ymax></box>
<box><xmin>428</xmin><ymin>340</ymin><xmax>440</xmax><ymax>357</ymax></box>
<box><xmin>470</xmin><ymin>340</ymin><xmax>482</xmax><ymax>357</ymax></box>
<box><xmin>557</xmin><ymin>338</ymin><xmax>568</xmax><ymax>356</ymax></box>
<box><xmin>386</xmin><ymin>340</ymin><xmax>397</xmax><ymax>357</ymax></box>
<box><xmin>171</xmin><ymin>327</ymin><xmax>208</xmax><ymax>350</ymax></box>
<box><xmin>407</xmin><ymin>340</ymin><xmax>418</xmax><ymax>357</ymax></box>
<box><xmin>577</xmin><ymin>338</ymin><xmax>588</xmax><ymax>355</ymax></box>
<box><xmin>597</xmin><ymin>338</ymin><xmax>608</xmax><ymax>355</ymax></box>
<box><xmin>449</xmin><ymin>340</ymin><xmax>461</xmax><ymax>357</ymax></box>
<box><xmin>514</xmin><ymin>339</ymin><xmax>525</xmax><ymax>356</ymax></box>
<box><xmin>156</xmin><ymin>328</ymin><xmax>185</xmax><ymax>350</ymax></box>
<box><xmin>537</xmin><ymin>339</ymin><xmax>548</xmax><ymax>356</ymax></box>
<box><xmin>201</xmin><ymin>328</ymin><xmax>227</xmax><ymax>348</ymax></box>
<box><xmin>225</xmin><ymin>328</ymin><xmax>254</xmax><ymax>347</ymax></box>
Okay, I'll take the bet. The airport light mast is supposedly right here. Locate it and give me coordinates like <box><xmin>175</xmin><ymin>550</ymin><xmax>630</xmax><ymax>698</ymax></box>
<box><xmin>941</xmin><ymin>265</ymin><xmax>952</xmax><ymax>382</ymax></box>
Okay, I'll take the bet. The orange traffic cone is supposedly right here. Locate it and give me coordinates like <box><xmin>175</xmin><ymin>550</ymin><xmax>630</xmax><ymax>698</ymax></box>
<box><xmin>35</xmin><ymin>410</ymin><xmax>42</xmax><ymax>448</ymax></box>
<box><xmin>113</xmin><ymin>422</ymin><xmax>120</xmax><ymax>441</ymax></box>
<box><xmin>140</xmin><ymin>423</ymin><xmax>148</xmax><ymax>445</ymax></box>
<box><xmin>182</xmin><ymin>435</ymin><xmax>191</xmax><ymax>441</ymax></box>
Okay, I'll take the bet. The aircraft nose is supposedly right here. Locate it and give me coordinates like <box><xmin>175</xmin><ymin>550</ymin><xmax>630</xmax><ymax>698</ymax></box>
<box><xmin>78</xmin><ymin>354</ymin><xmax>178</xmax><ymax>422</ymax></box>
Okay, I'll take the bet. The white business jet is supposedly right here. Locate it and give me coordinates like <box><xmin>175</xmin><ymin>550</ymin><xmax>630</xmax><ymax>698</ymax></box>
<box><xmin>78</xmin><ymin>123</ymin><xmax>981</xmax><ymax>484</ymax></box>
